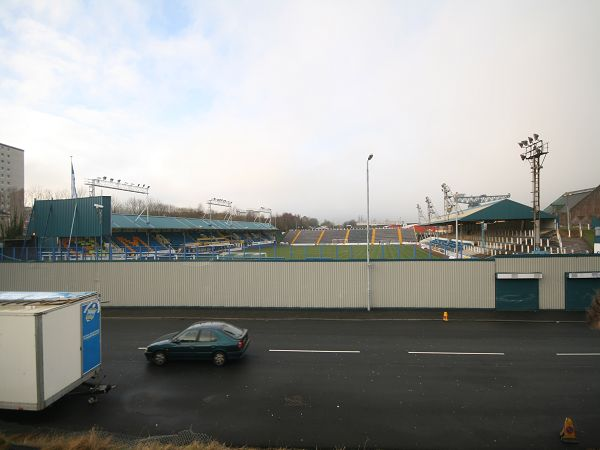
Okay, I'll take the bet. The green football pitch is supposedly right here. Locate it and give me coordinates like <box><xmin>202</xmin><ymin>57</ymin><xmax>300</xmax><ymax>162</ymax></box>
<box><xmin>241</xmin><ymin>244</ymin><xmax>440</xmax><ymax>260</ymax></box>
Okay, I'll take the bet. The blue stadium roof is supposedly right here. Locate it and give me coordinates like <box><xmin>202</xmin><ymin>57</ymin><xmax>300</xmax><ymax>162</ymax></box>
<box><xmin>111</xmin><ymin>214</ymin><xmax>276</xmax><ymax>231</ymax></box>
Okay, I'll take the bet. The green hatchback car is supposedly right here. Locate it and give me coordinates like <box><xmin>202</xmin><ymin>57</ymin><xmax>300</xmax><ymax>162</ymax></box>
<box><xmin>144</xmin><ymin>321</ymin><xmax>250</xmax><ymax>366</ymax></box>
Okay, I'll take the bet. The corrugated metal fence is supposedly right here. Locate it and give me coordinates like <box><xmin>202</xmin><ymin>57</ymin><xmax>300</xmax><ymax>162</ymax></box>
<box><xmin>0</xmin><ymin>256</ymin><xmax>598</xmax><ymax>309</ymax></box>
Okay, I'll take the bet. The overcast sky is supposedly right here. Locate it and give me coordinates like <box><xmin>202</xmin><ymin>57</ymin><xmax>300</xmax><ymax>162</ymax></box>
<box><xmin>1</xmin><ymin>0</ymin><xmax>598</xmax><ymax>223</ymax></box>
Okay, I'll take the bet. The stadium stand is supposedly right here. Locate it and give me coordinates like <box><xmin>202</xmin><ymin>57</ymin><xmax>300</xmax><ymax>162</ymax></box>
<box><xmin>402</xmin><ymin>227</ymin><xmax>417</xmax><ymax>243</ymax></box>
<box><xmin>347</xmin><ymin>229</ymin><xmax>368</xmax><ymax>244</ymax></box>
<box><xmin>282</xmin><ymin>230</ymin><xmax>296</xmax><ymax>244</ymax></box>
<box><xmin>319</xmin><ymin>229</ymin><xmax>347</xmax><ymax>244</ymax></box>
<box><xmin>373</xmin><ymin>228</ymin><xmax>401</xmax><ymax>244</ymax></box>
<box><xmin>18</xmin><ymin>198</ymin><xmax>278</xmax><ymax>261</ymax></box>
<box><xmin>293</xmin><ymin>229</ymin><xmax>322</xmax><ymax>244</ymax></box>
<box><xmin>283</xmin><ymin>227</ymin><xmax>420</xmax><ymax>246</ymax></box>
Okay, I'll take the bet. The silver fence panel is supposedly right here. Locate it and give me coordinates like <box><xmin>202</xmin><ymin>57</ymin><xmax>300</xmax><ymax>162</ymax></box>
<box><xmin>372</xmin><ymin>260</ymin><xmax>495</xmax><ymax>308</ymax></box>
<box><xmin>0</xmin><ymin>261</ymin><xmax>366</xmax><ymax>308</ymax></box>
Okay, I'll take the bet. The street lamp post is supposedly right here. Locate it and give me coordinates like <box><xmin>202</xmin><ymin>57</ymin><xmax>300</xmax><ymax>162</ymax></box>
<box><xmin>366</xmin><ymin>154</ymin><xmax>373</xmax><ymax>311</ymax></box>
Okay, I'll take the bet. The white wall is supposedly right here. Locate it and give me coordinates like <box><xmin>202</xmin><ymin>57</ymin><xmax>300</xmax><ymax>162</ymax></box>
<box><xmin>42</xmin><ymin>304</ymin><xmax>82</xmax><ymax>401</ymax></box>
<box><xmin>0</xmin><ymin>315</ymin><xmax>37</xmax><ymax>406</ymax></box>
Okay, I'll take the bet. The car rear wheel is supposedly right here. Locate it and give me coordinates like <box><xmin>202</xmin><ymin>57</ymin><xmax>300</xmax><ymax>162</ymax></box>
<box><xmin>152</xmin><ymin>351</ymin><xmax>167</xmax><ymax>366</ymax></box>
<box><xmin>212</xmin><ymin>351</ymin><xmax>226</xmax><ymax>367</ymax></box>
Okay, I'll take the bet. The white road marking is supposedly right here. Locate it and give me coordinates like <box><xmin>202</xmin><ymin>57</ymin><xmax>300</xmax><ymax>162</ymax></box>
<box><xmin>556</xmin><ymin>353</ymin><xmax>600</xmax><ymax>356</ymax></box>
<box><xmin>408</xmin><ymin>351</ymin><xmax>505</xmax><ymax>356</ymax></box>
<box><xmin>269</xmin><ymin>349</ymin><xmax>360</xmax><ymax>354</ymax></box>
<box><xmin>138</xmin><ymin>347</ymin><xmax>147</xmax><ymax>350</ymax></box>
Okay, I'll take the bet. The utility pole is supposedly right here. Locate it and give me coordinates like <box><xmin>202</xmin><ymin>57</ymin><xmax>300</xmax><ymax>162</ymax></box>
<box><xmin>518</xmin><ymin>134</ymin><xmax>549</xmax><ymax>251</ymax></box>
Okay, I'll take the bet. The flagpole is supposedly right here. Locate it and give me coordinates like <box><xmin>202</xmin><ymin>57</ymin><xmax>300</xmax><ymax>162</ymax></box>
<box><xmin>70</xmin><ymin>156</ymin><xmax>77</xmax><ymax>199</ymax></box>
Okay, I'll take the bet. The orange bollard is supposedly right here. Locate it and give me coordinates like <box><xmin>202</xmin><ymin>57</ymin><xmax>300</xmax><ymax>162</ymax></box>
<box><xmin>560</xmin><ymin>417</ymin><xmax>578</xmax><ymax>444</ymax></box>
<box><xmin>442</xmin><ymin>311</ymin><xmax>448</xmax><ymax>322</ymax></box>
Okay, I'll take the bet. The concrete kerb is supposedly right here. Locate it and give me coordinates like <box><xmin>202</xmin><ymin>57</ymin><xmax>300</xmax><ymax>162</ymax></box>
<box><xmin>102</xmin><ymin>307</ymin><xmax>586</xmax><ymax>323</ymax></box>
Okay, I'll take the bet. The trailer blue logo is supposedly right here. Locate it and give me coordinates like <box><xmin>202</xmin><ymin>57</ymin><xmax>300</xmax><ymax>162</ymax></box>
<box><xmin>81</xmin><ymin>300</ymin><xmax>101</xmax><ymax>374</ymax></box>
<box><xmin>84</xmin><ymin>301</ymin><xmax>99</xmax><ymax>322</ymax></box>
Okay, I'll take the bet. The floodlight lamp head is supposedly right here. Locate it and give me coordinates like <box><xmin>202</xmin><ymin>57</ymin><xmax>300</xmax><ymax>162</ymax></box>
<box><xmin>533</xmin><ymin>133</ymin><xmax>539</xmax><ymax>141</ymax></box>
<box><xmin>518</xmin><ymin>142</ymin><xmax>523</xmax><ymax>148</ymax></box>
<box><xmin>368</xmin><ymin>154</ymin><xmax>373</xmax><ymax>161</ymax></box>
<box><xmin>528</xmin><ymin>137</ymin><xmax>533</xmax><ymax>143</ymax></box>
<box><xmin>103</xmin><ymin>176</ymin><xmax>106</xmax><ymax>180</ymax></box>
<box><xmin>117</xmin><ymin>179</ymin><xmax>121</xmax><ymax>183</ymax></box>
<box><xmin>520</xmin><ymin>154</ymin><xmax>526</xmax><ymax>161</ymax></box>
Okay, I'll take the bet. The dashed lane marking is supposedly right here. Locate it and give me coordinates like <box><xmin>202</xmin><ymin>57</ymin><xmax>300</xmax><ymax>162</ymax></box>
<box><xmin>408</xmin><ymin>351</ymin><xmax>505</xmax><ymax>356</ymax></box>
<box><xmin>269</xmin><ymin>349</ymin><xmax>360</xmax><ymax>353</ymax></box>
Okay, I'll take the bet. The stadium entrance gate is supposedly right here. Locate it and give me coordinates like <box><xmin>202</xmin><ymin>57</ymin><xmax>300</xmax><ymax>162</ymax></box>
<box><xmin>564</xmin><ymin>272</ymin><xmax>600</xmax><ymax>311</ymax></box>
<box><xmin>495</xmin><ymin>273</ymin><xmax>541</xmax><ymax>311</ymax></box>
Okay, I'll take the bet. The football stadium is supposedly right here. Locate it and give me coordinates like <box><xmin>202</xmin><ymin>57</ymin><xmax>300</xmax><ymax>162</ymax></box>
<box><xmin>1</xmin><ymin>183</ymin><xmax>599</xmax><ymax>312</ymax></box>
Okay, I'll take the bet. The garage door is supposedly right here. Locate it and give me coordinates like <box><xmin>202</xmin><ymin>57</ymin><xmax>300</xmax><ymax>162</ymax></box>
<box><xmin>565</xmin><ymin>273</ymin><xmax>600</xmax><ymax>311</ymax></box>
<box><xmin>495</xmin><ymin>273</ymin><xmax>541</xmax><ymax>311</ymax></box>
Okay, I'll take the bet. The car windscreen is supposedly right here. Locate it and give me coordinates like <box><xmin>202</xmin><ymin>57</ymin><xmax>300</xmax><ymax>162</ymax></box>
<box><xmin>221</xmin><ymin>324</ymin><xmax>244</xmax><ymax>338</ymax></box>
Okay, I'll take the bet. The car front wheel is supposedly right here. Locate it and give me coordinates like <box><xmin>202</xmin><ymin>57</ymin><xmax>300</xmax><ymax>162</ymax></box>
<box><xmin>152</xmin><ymin>351</ymin><xmax>167</xmax><ymax>366</ymax></box>
<box><xmin>212</xmin><ymin>351</ymin><xmax>226</xmax><ymax>367</ymax></box>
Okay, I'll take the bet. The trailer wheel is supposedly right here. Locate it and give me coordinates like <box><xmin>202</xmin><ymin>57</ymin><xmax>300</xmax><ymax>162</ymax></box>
<box><xmin>152</xmin><ymin>351</ymin><xmax>167</xmax><ymax>366</ymax></box>
<box><xmin>212</xmin><ymin>351</ymin><xmax>226</xmax><ymax>367</ymax></box>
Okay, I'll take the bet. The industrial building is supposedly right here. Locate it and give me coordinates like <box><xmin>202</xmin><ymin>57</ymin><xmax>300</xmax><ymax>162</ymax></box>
<box><xmin>545</xmin><ymin>185</ymin><xmax>600</xmax><ymax>228</ymax></box>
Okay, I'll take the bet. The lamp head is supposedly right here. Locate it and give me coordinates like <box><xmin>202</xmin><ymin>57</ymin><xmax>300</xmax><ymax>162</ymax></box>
<box><xmin>518</xmin><ymin>142</ymin><xmax>523</xmax><ymax>148</ymax></box>
<box><xmin>528</xmin><ymin>137</ymin><xmax>533</xmax><ymax>143</ymax></box>
<box><xmin>520</xmin><ymin>154</ymin><xmax>526</xmax><ymax>161</ymax></box>
<box><xmin>368</xmin><ymin>154</ymin><xmax>373</xmax><ymax>161</ymax></box>
<box><xmin>533</xmin><ymin>133</ymin><xmax>539</xmax><ymax>141</ymax></box>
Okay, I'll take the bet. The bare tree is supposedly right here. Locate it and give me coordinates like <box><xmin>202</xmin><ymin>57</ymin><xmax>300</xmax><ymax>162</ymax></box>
<box><xmin>25</xmin><ymin>186</ymin><xmax>70</xmax><ymax>206</ymax></box>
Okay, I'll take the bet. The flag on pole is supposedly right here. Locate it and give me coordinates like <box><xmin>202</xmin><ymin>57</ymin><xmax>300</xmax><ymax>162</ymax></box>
<box><xmin>71</xmin><ymin>157</ymin><xmax>78</xmax><ymax>199</ymax></box>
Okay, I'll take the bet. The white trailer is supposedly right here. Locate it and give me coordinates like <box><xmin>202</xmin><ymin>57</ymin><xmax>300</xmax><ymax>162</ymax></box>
<box><xmin>0</xmin><ymin>291</ymin><xmax>102</xmax><ymax>410</ymax></box>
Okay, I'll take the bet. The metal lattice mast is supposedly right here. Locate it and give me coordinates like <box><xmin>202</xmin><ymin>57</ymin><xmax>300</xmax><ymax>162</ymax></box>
<box><xmin>441</xmin><ymin>183</ymin><xmax>462</xmax><ymax>257</ymax></box>
<box><xmin>518</xmin><ymin>134</ymin><xmax>549</xmax><ymax>251</ymax></box>
<box><xmin>425</xmin><ymin>197</ymin><xmax>437</xmax><ymax>223</ymax></box>
<box><xmin>416</xmin><ymin>204</ymin><xmax>426</xmax><ymax>224</ymax></box>
<box><xmin>207</xmin><ymin>198</ymin><xmax>233</xmax><ymax>223</ymax></box>
<box><xmin>441</xmin><ymin>183</ymin><xmax>456</xmax><ymax>218</ymax></box>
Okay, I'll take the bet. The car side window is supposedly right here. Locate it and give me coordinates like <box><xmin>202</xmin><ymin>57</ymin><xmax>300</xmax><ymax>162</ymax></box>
<box><xmin>198</xmin><ymin>329</ymin><xmax>217</xmax><ymax>342</ymax></box>
<box><xmin>178</xmin><ymin>329</ymin><xmax>199</xmax><ymax>342</ymax></box>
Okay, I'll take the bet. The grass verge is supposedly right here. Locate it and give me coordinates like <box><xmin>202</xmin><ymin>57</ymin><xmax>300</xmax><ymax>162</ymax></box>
<box><xmin>0</xmin><ymin>429</ymin><xmax>287</xmax><ymax>450</ymax></box>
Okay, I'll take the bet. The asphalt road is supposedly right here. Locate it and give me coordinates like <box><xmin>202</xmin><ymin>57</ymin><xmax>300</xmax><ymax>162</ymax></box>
<box><xmin>1</xmin><ymin>315</ymin><xmax>600</xmax><ymax>449</ymax></box>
